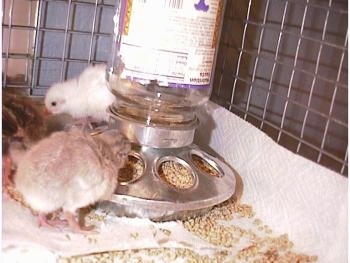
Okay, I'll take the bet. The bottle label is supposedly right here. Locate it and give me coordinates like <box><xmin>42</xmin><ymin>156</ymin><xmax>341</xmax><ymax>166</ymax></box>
<box><xmin>118</xmin><ymin>0</ymin><xmax>224</xmax><ymax>89</ymax></box>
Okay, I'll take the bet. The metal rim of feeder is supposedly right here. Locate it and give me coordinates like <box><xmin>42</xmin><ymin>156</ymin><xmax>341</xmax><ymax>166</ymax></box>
<box><xmin>189</xmin><ymin>149</ymin><xmax>224</xmax><ymax>178</ymax></box>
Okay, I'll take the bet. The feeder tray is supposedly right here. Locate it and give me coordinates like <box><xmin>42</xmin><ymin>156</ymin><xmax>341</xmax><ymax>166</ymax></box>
<box><xmin>99</xmin><ymin>143</ymin><xmax>237</xmax><ymax>221</ymax></box>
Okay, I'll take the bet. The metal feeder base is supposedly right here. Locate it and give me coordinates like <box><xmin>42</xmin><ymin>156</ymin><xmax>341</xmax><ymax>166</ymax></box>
<box><xmin>98</xmin><ymin>143</ymin><xmax>237</xmax><ymax>221</ymax></box>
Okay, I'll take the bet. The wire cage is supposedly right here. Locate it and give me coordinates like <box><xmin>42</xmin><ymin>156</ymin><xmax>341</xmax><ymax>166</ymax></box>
<box><xmin>2</xmin><ymin>0</ymin><xmax>348</xmax><ymax>176</ymax></box>
<box><xmin>212</xmin><ymin>0</ymin><xmax>348</xmax><ymax>176</ymax></box>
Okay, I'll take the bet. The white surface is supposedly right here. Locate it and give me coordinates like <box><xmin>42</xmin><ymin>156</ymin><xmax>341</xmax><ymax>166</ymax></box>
<box><xmin>2</xmin><ymin>102</ymin><xmax>348</xmax><ymax>262</ymax></box>
<box><xmin>2</xmin><ymin>198</ymin><xmax>216</xmax><ymax>262</ymax></box>
<box><xmin>195</xmin><ymin>102</ymin><xmax>348</xmax><ymax>262</ymax></box>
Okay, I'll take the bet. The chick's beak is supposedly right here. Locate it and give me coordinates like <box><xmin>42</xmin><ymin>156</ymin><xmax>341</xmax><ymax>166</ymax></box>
<box><xmin>42</xmin><ymin>107</ymin><xmax>52</xmax><ymax>116</ymax></box>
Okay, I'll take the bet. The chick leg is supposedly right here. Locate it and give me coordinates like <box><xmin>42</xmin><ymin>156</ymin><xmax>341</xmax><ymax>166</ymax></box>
<box><xmin>63</xmin><ymin>211</ymin><xmax>95</xmax><ymax>233</ymax></box>
<box><xmin>73</xmin><ymin>117</ymin><xmax>95</xmax><ymax>131</ymax></box>
<box><xmin>38</xmin><ymin>213</ymin><xmax>68</xmax><ymax>229</ymax></box>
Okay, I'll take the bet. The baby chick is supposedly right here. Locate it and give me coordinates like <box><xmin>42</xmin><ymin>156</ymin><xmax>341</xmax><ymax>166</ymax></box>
<box><xmin>44</xmin><ymin>64</ymin><xmax>116</xmax><ymax>123</ymax></box>
<box><xmin>13</xmin><ymin>127</ymin><xmax>130</xmax><ymax>233</ymax></box>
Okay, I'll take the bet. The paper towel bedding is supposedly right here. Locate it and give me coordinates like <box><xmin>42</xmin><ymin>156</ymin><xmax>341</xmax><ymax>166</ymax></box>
<box><xmin>2</xmin><ymin>101</ymin><xmax>347</xmax><ymax>262</ymax></box>
<box><xmin>194</xmin><ymin>102</ymin><xmax>347</xmax><ymax>262</ymax></box>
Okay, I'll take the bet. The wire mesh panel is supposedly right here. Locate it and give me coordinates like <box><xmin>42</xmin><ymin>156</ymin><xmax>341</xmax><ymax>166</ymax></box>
<box><xmin>2</xmin><ymin>0</ymin><xmax>38</xmax><ymax>93</ymax></box>
<box><xmin>212</xmin><ymin>0</ymin><xmax>348</xmax><ymax>176</ymax></box>
<box><xmin>2</xmin><ymin>0</ymin><xmax>348</xmax><ymax>176</ymax></box>
<box><xmin>212</xmin><ymin>0</ymin><xmax>348</xmax><ymax>175</ymax></box>
<box><xmin>2</xmin><ymin>0</ymin><xmax>115</xmax><ymax>95</ymax></box>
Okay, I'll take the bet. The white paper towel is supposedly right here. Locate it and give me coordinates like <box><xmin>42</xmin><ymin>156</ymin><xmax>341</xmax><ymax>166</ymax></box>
<box><xmin>2</xmin><ymin>101</ymin><xmax>347</xmax><ymax>262</ymax></box>
<box><xmin>195</xmin><ymin>102</ymin><xmax>348</xmax><ymax>262</ymax></box>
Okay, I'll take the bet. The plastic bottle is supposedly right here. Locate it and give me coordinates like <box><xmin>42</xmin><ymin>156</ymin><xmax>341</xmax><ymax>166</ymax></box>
<box><xmin>107</xmin><ymin>0</ymin><xmax>225</xmax><ymax>147</ymax></box>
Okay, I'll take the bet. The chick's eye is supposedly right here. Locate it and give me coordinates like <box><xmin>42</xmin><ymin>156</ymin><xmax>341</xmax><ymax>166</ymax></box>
<box><xmin>51</xmin><ymin>101</ymin><xmax>57</xmax><ymax>106</ymax></box>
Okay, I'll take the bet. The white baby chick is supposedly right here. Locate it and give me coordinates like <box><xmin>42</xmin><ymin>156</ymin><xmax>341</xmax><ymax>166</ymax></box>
<box><xmin>14</xmin><ymin>127</ymin><xmax>131</xmax><ymax>233</ymax></box>
<box><xmin>44</xmin><ymin>64</ymin><xmax>116</xmax><ymax>123</ymax></box>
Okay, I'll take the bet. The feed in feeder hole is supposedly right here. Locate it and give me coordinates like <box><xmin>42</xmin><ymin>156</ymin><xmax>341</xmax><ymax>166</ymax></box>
<box><xmin>118</xmin><ymin>153</ymin><xmax>145</xmax><ymax>185</ymax></box>
<box><xmin>157</xmin><ymin>158</ymin><xmax>195</xmax><ymax>189</ymax></box>
<box><xmin>190</xmin><ymin>153</ymin><xmax>222</xmax><ymax>178</ymax></box>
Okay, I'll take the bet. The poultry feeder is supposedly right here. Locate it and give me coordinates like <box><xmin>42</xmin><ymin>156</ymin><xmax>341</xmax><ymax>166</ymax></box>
<box><xmin>97</xmin><ymin>0</ymin><xmax>237</xmax><ymax>221</ymax></box>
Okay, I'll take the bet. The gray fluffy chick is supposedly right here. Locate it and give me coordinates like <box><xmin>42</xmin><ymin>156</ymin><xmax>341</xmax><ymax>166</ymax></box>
<box><xmin>44</xmin><ymin>64</ymin><xmax>115</xmax><ymax>123</ymax></box>
<box><xmin>13</xmin><ymin>127</ymin><xmax>130</xmax><ymax>233</ymax></box>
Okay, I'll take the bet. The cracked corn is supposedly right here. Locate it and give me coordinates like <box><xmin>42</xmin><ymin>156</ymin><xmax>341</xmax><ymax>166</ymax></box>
<box><xmin>182</xmin><ymin>196</ymin><xmax>317</xmax><ymax>262</ymax></box>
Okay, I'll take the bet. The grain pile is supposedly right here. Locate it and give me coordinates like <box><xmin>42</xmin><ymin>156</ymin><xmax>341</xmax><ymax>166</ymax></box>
<box><xmin>59</xmin><ymin>196</ymin><xmax>318</xmax><ymax>262</ymax></box>
<box><xmin>58</xmin><ymin>247</ymin><xmax>228</xmax><ymax>263</ymax></box>
<box><xmin>182</xmin><ymin>197</ymin><xmax>317</xmax><ymax>262</ymax></box>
